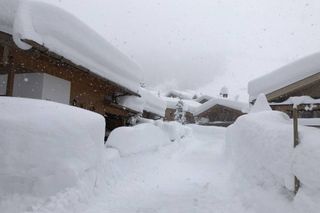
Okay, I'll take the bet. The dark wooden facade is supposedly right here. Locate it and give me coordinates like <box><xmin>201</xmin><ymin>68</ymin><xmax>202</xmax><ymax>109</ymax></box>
<box><xmin>0</xmin><ymin>31</ymin><xmax>139</xmax><ymax>131</ymax></box>
<box><xmin>255</xmin><ymin>71</ymin><xmax>320</xmax><ymax>126</ymax></box>
<box><xmin>261</xmin><ymin>72</ymin><xmax>320</xmax><ymax>103</ymax></box>
<box><xmin>194</xmin><ymin>105</ymin><xmax>244</xmax><ymax>127</ymax></box>
<box><xmin>164</xmin><ymin>108</ymin><xmax>195</xmax><ymax>124</ymax></box>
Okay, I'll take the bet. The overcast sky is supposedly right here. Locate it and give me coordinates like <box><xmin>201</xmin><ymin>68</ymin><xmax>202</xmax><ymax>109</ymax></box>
<box><xmin>5</xmin><ymin>0</ymin><xmax>320</xmax><ymax>100</ymax></box>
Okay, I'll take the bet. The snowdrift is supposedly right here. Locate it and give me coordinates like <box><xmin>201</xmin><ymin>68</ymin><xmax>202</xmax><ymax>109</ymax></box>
<box><xmin>106</xmin><ymin>123</ymin><xmax>171</xmax><ymax>156</ymax></box>
<box><xmin>0</xmin><ymin>97</ymin><xmax>105</xmax><ymax>199</ymax></box>
<box><xmin>226</xmin><ymin>111</ymin><xmax>294</xmax><ymax>189</ymax></box>
<box><xmin>226</xmin><ymin>110</ymin><xmax>320</xmax><ymax>211</ymax></box>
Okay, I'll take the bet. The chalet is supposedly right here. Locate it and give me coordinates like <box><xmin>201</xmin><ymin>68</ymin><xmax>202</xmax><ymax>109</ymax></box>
<box><xmin>248</xmin><ymin>52</ymin><xmax>320</xmax><ymax>126</ymax></box>
<box><xmin>117</xmin><ymin>88</ymin><xmax>167</xmax><ymax>120</ymax></box>
<box><xmin>193</xmin><ymin>98</ymin><xmax>248</xmax><ymax>127</ymax></box>
<box><xmin>0</xmin><ymin>1</ymin><xmax>142</xmax><ymax>132</ymax></box>
<box><xmin>162</xmin><ymin>97</ymin><xmax>201</xmax><ymax>123</ymax></box>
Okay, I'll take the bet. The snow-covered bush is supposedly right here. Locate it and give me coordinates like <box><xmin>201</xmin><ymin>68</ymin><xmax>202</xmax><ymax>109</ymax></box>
<box><xmin>0</xmin><ymin>97</ymin><xmax>105</xmax><ymax>199</ymax></box>
<box><xmin>106</xmin><ymin>123</ymin><xmax>171</xmax><ymax>156</ymax></box>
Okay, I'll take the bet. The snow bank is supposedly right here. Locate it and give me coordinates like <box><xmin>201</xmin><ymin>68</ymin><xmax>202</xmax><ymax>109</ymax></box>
<box><xmin>293</xmin><ymin>128</ymin><xmax>320</xmax><ymax>189</ymax></box>
<box><xmin>226</xmin><ymin>111</ymin><xmax>294</xmax><ymax>189</ymax></box>
<box><xmin>10</xmin><ymin>0</ymin><xmax>141</xmax><ymax>93</ymax></box>
<box><xmin>0</xmin><ymin>97</ymin><xmax>105</xmax><ymax>201</ymax></box>
<box><xmin>248</xmin><ymin>52</ymin><xmax>320</xmax><ymax>101</ymax></box>
<box><xmin>106</xmin><ymin>123</ymin><xmax>171</xmax><ymax>156</ymax></box>
<box><xmin>154</xmin><ymin>120</ymin><xmax>192</xmax><ymax>142</ymax></box>
<box><xmin>227</xmin><ymin>108</ymin><xmax>320</xmax><ymax>204</ymax></box>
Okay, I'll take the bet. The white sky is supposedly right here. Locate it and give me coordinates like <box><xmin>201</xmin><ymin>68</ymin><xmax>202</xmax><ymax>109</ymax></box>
<box><xmin>3</xmin><ymin>0</ymin><xmax>320</xmax><ymax>100</ymax></box>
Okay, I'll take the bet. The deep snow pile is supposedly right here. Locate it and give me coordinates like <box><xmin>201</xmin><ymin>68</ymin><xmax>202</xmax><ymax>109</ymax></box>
<box><xmin>0</xmin><ymin>97</ymin><xmax>105</xmax><ymax>212</ymax></box>
<box><xmin>106</xmin><ymin>123</ymin><xmax>171</xmax><ymax>156</ymax></box>
<box><xmin>226</xmin><ymin>110</ymin><xmax>320</xmax><ymax>212</ymax></box>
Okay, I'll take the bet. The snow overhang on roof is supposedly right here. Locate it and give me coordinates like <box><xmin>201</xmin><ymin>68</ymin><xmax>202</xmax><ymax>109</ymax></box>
<box><xmin>193</xmin><ymin>98</ymin><xmax>249</xmax><ymax>116</ymax></box>
<box><xmin>0</xmin><ymin>0</ymin><xmax>142</xmax><ymax>95</ymax></box>
<box><xmin>248</xmin><ymin>52</ymin><xmax>320</xmax><ymax>102</ymax></box>
<box><xmin>117</xmin><ymin>88</ymin><xmax>167</xmax><ymax>117</ymax></box>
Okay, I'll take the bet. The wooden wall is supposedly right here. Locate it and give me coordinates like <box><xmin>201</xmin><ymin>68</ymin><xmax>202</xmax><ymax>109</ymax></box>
<box><xmin>268</xmin><ymin>77</ymin><xmax>320</xmax><ymax>103</ymax></box>
<box><xmin>195</xmin><ymin>105</ymin><xmax>244</xmax><ymax>126</ymax></box>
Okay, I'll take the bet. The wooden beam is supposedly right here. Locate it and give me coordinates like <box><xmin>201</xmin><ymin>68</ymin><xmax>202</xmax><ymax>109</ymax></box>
<box><xmin>293</xmin><ymin>107</ymin><xmax>300</xmax><ymax>194</ymax></box>
<box><xmin>5</xmin><ymin>66</ymin><xmax>14</xmax><ymax>96</ymax></box>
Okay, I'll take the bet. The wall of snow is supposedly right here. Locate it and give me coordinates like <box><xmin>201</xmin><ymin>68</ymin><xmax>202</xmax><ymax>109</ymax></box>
<box><xmin>226</xmin><ymin>111</ymin><xmax>294</xmax><ymax>190</ymax></box>
<box><xmin>226</xmin><ymin>110</ymin><xmax>320</xmax><ymax>208</ymax></box>
<box><xmin>0</xmin><ymin>97</ymin><xmax>105</xmax><ymax>199</ymax></box>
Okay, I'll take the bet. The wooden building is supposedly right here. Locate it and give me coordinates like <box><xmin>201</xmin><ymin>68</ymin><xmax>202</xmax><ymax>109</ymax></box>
<box><xmin>163</xmin><ymin>97</ymin><xmax>200</xmax><ymax>123</ymax></box>
<box><xmin>0</xmin><ymin>32</ymin><xmax>140</xmax><ymax>132</ymax></box>
<box><xmin>248</xmin><ymin>53</ymin><xmax>320</xmax><ymax>126</ymax></box>
<box><xmin>193</xmin><ymin>98</ymin><xmax>248</xmax><ymax>127</ymax></box>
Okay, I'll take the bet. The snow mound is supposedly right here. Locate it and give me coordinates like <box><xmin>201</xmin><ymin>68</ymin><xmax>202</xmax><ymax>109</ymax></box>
<box><xmin>106</xmin><ymin>123</ymin><xmax>171</xmax><ymax>156</ymax></box>
<box><xmin>0</xmin><ymin>97</ymin><xmax>105</xmax><ymax>207</ymax></box>
<box><xmin>154</xmin><ymin>120</ymin><xmax>192</xmax><ymax>142</ymax></box>
<box><xmin>226</xmin><ymin>111</ymin><xmax>294</xmax><ymax>190</ymax></box>
<box><xmin>250</xmin><ymin>93</ymin><xmax>272</xmax><ymax>113</ymax></box>
<box><xmin>11</xmin><ymin>0</ymin><xmax>141</xmax><ymax>93</ymax></box>
<box><xmin>226</xmin><ymin>109</ymin><xmax>320</xmax><ymax>207</ymax></box>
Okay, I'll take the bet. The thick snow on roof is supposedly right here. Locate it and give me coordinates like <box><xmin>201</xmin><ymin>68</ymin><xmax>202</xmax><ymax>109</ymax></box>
<box><xmin>161</xmin><ymin>96</ymin><xmax>201</xmax><ymax>114</ymax></box>
<box><xmin>194</xmin><ymin>98</ymin><xmax>249</xmax><ymax>116</ymax></box>
<box><xmin>248</xmin><ymin>52</ymin><xmax>320</xmax><ymax>101</ymax></box>
<box><xmin>118</xmin><ymin>88</ymin><xmax>166</xmax><ymax>117</ymax></box>
<box><xmin>1</xmin><ymin>0</ymin><xmax>141</xmax><ymax>94</ymax></box>
<box><xmin>165</xmin><ymin>89</ymin><xmax>195</xmax><ymax>100</ymax></box>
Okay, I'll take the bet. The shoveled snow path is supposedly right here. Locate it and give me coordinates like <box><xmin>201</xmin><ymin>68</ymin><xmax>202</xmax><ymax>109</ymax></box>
<box><xmin>81</xmin><ymin>126</ymin><xmax>247</xmax><ymax>213</ymax></box>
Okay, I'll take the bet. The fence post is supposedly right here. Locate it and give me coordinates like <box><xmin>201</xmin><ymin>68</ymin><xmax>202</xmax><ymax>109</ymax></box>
<box><xmin>293</xmin><ymin>106</ymin><xmax>300</xmax><ymax>194</ymax></box>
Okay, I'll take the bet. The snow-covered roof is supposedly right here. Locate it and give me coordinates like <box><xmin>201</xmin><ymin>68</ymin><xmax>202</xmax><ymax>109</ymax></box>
<box><xmin>1</xmin><ymin>0</ymin><xmax>141</xmax><ymax>94</ymax></box>
<box><xmin>165</xmin><ymin>89</ymin><xmax>195</xmax><ymax>100</ymax></box>
<box><xmin>117</xmin><ymin>88</ymin><xmax>167</xmax><ymax>117</ymax></box>
<box><xmin>161</xmin><ymin>97</ymin><xmax>201</xmax><ymax>114</ymax></box>
<box><xmin>193</xmin><ymin>98</ymin><xmax>249</xmax><ymax>116</ymax></box>
<box><xmin>248</xmin><ymin>52</ymin><xmax>320</xmax><ymax>101</ymax></box>
<box><xmin>195</xmin><ymin>95</ymin><xmax>213</xmax><ymax>103</ymax></box>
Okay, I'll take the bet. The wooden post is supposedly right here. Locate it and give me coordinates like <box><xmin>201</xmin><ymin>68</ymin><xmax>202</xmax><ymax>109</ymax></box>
<box><xmin>293</xmin><ymin>106</ymin><xmax>300</xmax><ymax>194</ymax></box>
<box><xmin>2</xmin><ymin>45</ymin><xmax>14</xmax><ymax>96</ymax></box>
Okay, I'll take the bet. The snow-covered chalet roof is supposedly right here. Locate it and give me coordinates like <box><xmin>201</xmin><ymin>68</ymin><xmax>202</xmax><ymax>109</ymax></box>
<box><xmin>269</xmin><ymin>96</ymin><xmax>320</xmax><ymax>106</ymax></box>
<box><xmin>0</xmin><ymin>0</ymin><xmax>141</xmax><ymax>94</ymax></box>
<box><xmin>193</xmin><ymin>98</ymin><xmax>249</xmax><ymax>116</ymax></box>
<box><xmin>117</xmin><ymin>88</ymin><xmax>167</xmax><ymax>117</ymax></box>
<box><xmin>161</xmin><ymin>97</ymin><xmax>201</xmax><ymax>114</ymax></box>
<box><xmin>248</xmin><ymin>52</ymin><xmax>320</xmax><ymax>101</ymax></box>
<box><xmin>165</xmin><ymin>89</ymin><xmax>195</xmax><ymax>100</ymax></box>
